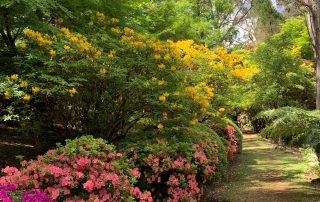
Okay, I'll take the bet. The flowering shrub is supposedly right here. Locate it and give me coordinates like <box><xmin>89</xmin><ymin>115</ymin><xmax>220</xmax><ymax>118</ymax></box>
<box><xmin>0</xmin><ymin>184</ymin><xmax>15</xmax><ymax>202</ymax></box>
<box><xmin>0</xmin><ymin>136</ymin><xmax>152</xmax><ymax>202</ymax></box>
<box><xmin>209</xmin><ymin>119</ymin><xmax>243</xmax><ymax>160</ymax></box>
<box><xmin>1</xmin><ymin>10</ymin><xmax>256</xmax><ymax>144</ymax></box>
<box><xmin>119</xmin><ymin>125</ymin><xmax>228</xmax><ymax>201</ymax></box>
<box><xmin>0</xmin><ymin>123</ymin><xmax>241</xmax><ymax>201</ymax></box>
<box><xmin>225</xmin><ymin>126</ymin><xmax>238</xmax><ymax>161</ymax></box>
<box><xmin>22</xmin><ymin>189</ymin><xmax>51</xmax><ymax>202</ymax></box>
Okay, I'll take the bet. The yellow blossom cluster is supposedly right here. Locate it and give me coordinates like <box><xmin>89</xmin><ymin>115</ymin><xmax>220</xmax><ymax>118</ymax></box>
<box><xmin>60</xmin><ymin>27</ymin><xmax>93</xmax><ymax>53</ymax></box>
<box><xmin>111</xmin><ymin>18</ymin><xmax>120</xmax><ymax>24</ymax></box>
<box><xmin>168</xmin><ymin>40</ymin><xmax>212</xmax><ymax>70</ymax></box>
<box><xmin>185</xmin><ymin>82</ymin><xmax>214</xmax><ymax>111</ymax></box>
<box><xmin>2</xmin><ymin>74</ymin><xmax>41</xmax><ymax>101</ymax></box>
<box><xmin>19</xmin><ymin>42</ymin><xmax>27</xmax><ymax>49</ymax></box>
<box><xmin>68</xmin><ymin>88</ymin><xmax>77</xmax><ymax>96</ymax></box>
<box><xmin>108</xmin><ymin>49</ymin><xmax>116</xmax><ymax>59</ymax></box>
<box><xmin>124</xmin><ymin>27</ymin><xmax>135</xmax><ymax>36</ymax></box>
<box><xmin>99</xmin><ymin>68</ymin><xmax>107</xmax><ymax>75</ymax></box>
<box><xmin>24</xmin><ymin>29</ymin><xmax>53</xmax><ymax>46</ymax></box>
<box><xmin>111</xmin><ymin>28</ymin><xmax>122</xmax><ymax>35</ymax></box>
<box><xmin>19</xmin><ymin>81</ymin><xmax>28</xmax><ymax>88</ymax></box>
<box><xmin>230</xmin><ymin>67</ymin><xmax>259</xmax><ymax>80</ymax></box>
<box><xmin>96</xmin><ymin>12</ymin><xmax>105</xmax><ymax>23</ymax></box>
<box><xmin>119</xmin><ymin>29</ymin><xmax>148</xmax><ymax>50</ymax></box>
<box><xmin>159</xmin><ymin>92</ymin><xmax>169</xmax><ymax>102</ymax></box>
<box><xmin>190</xmin><ymin>119</ymin><xmax>198</xmax><ymax>125</ymax></box>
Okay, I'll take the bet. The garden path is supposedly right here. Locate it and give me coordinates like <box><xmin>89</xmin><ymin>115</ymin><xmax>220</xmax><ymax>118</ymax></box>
<box><xmin>206</xmin><ymin>134</ymin><xmax>320</xmax><ymax>202</ymax></box>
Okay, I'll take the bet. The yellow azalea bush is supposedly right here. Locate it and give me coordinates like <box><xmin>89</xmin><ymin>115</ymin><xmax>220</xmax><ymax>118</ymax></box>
<box><xmin>1</xmin><ymin>10</ymin><xmax>255</xmax><ymax>141</ymax></box>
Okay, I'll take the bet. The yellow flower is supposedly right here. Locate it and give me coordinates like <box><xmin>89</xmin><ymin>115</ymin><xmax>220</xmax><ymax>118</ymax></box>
<box><xmin>159</xmin><ymin>95</ymin><xmax>166</xmax><ymax>102</ymax></box>
<box><xmin>111</xmin><ymin>28</ymin><xmax>121</xmax><ymax>34</ymax></box>
<box><xmin>19</xmin><ymin>42</ymin><xmax>27</xmax><ymax>49</ymax></box>
<box><xmin>218</xmin><ymin>108</ymin><xmax>225</xmax><ymax>112</ymax></box>
<box><xmin>4</xmin><ymin>75</ymin><xmax>10</xmax><ymax>80</ymax></box>
<box><xmin>108</xmin><ymin>54</ymin><xmax>114</xmax><ymax>59</ymax></box>
<box><xmin>49</xmin><ymin>49</ymin><xmax>56</xmax><ymax>57</ymax></box>
<box><xmin>154</xmin><ymin>54</ymin><xmax>161</xmax><ymax>60</ymax></box>
<box><xmin>108</xmin><ymin>49</ymin><xmax>116</xmax><ymax>59</ymax></box>
<box><xmin>158</xmin><ymin>64</ymin><xmax>165</xmax><ymax>69</ymax></box>
<box><xmin>99</xmin><ymin>68</ymin><xmax>107</xmax><ymax>75</ymax></box>
<box><xmin>164</xmin><ymin>54</ymin><xmax>171</xmax><ymax>61</ymax></box>
<box><xmin>159</xmin><ymin>92</ymin><xmax>169</xmax><ymax>102</ymax></box>
<box><xmin>19</xmin><ymin>81</ymin><xmax>28</xmax><ymax>88</ymax></box>
<box><xmin>3</xmin><ymin>90</ymin><xmax>10</xmax><ymax>99</ymax></box>
<box><xmin>32</xmin><ymin>87</ymin><xmax>41</xmax><ymax>94</ymax></box>
<box><xmin>151</xmin><ymin>77</ymin><xmax>157</xmax><ymax>81</ymax></box>
<box><xmin>111</xmin><ymin>18</ymin><xmax>120</xmax><ymax>24</ymax></box>
<box><xmin>171</xmin><ymin>66</ymin><xmax>177</xmax><ymax>72</ymax></box>
<box><xmin>63</xmin><ymin>45</ymin><xmax>70</xmax><ymax>51</ymax></box>
<box><xmin>124</xmin><ymin>27</ymin><xmax>135</xmax><ymax>35</ymax></box>
<box><xmin>10</xmin><ymin>74</ymin><xmax>18</xmax><ymax>81</ymax></box>
<box><xmin>96</xmin><ymin>12</ymin><xmax>105</xmax><ymax>23</ymax></box>
<box><xmin>157</xmin><ymin>123</ymin><xmax>164</xmax><ymax>129</ymax></box>
<box><xmin>23</xmin><ymin>94</ymin><xmax>31</xmax><ymax>102</ymax></box>
<box><xmin>68</xmin><ymin>88</ymin><xmax>77</xmax><ymax>96</ymax></box>
<box><xmin>94</xmin><ymin>50</ymin><xmax>102</xmax><ymax>58</ymax></box>
<box><xmin>190</xmin><ymin>119</ymin><xmax>198</xmax><ymax>125</ymax></box>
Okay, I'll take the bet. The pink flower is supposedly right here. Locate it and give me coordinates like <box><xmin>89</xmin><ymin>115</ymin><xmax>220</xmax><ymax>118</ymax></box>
<box><xmin>225</xmin><ymin>125</ymin><xmax>236</xmax><ymax>135</ymax></box>
<box><xmin>83</xmin><ymin>180</ymin><xmax>94</xmax><ymax>192</ymax></box>
<box><xmin>2</xmin><ymin>167</ymin><xmax>20</xmax><ymax>176</ymax></box>
<box><xmin>75</xmin><ymin>172</ymin><xmax>84</xmax><ymax>179</ymax></box>
<box><xmin>47</xmin><ymin>187</ymin><xmax>60</xmax><ymax>200</ymax></box>
<box><xmin>131</xmin><ymin>168</ymin><xmax>141</xmax><ymax>178</ymax></box>
<box><xmin>168</xmin><ymin>175</ymin><xmax>179</xmax><ymax>186</ymax></box>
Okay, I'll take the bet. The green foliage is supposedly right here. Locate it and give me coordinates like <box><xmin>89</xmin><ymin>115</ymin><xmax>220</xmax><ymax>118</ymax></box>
<box><xmin>250</xmin><ymin>17</ymin><xmax>315</xmax><ymax>118</ymax></box>
<box><xmin>257</xmin><ymin>107</ymin><xmax>320</xmax><ymax>149</ymax></box>
<box><xmin>300</xmin><ymin>147</ymin><xmax>320</xmax><ymax>177</ymax></box>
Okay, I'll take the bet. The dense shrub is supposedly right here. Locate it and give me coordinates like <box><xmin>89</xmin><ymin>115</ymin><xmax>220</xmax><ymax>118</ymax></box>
<box><xmin>1</xmin><ymin>11</ymin><xmax>256</xmax><ymax>145</ymax></box>
<box><xmin>257</xmin><ymin>107</ymin><xmax>320</xmax><ymax>150</ymax></box>
<box><xmin>208</xmin><ymin>118</ymin><xmax>243</xmax><ymax>155</ymax></box>
<box><xmin>0</xmin><ymin>136</ymin><xmax>152</xmax><ymax>202</ymax></box>
<box><xmin>0</xmin><ymin>125</ymin><xmax>243</xmax><ymax>201</ymax></box>
<box><xmin>118</xmin><ymin>124</ymin><xmax>229</xmax><ymax>201</ymax></box>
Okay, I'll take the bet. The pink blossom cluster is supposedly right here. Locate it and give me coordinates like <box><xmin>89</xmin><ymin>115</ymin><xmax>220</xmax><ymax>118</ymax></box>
<box><xmin>126</xmin><ymin>139</ymin><xmax>221</xmax><ymax>201</ymax></box>
<box><xmin>0</xmin><ymin>132</ymin><xmax>236</xmax><ymax>201</ymax></box>
<box><xmin>225</xmin><ymin>125</ymin><xmax>238</xmax><ymax>160</ymax></box>
<box><xmin>0</xmin><ymin>136</ymin><xmax>151</xmax><ymax>202</ymax></box>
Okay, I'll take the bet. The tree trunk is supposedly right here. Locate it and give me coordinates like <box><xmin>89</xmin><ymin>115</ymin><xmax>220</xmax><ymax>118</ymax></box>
<box><xmin>302</xmin><ymin>0</ymin><xmax>320</xmax><ymax>109</ymax></box>
<box><xmin>317</xmin><ymin>57</ymin><xmax>320</xmax><ymax>109</ymax></box>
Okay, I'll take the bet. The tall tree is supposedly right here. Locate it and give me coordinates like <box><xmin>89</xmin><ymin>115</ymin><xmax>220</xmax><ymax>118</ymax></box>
<box><xmin>295</xmin><ymin>1</ymin><xmax>320</xmax><ymax>109</ymax></box>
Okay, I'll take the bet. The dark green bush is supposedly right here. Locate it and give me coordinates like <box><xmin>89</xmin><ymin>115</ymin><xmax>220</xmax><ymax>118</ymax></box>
<box><xmin>257</xmin><ymin>107</ymin><xmax>320</xmax><ymax>150</ymax></box>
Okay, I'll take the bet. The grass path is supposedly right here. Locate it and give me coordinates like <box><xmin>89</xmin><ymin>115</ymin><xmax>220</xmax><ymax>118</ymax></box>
<box><xmin>206</xmin><ymin>134</ymin><xmax>320</xmax><ymax>202</ymax></box>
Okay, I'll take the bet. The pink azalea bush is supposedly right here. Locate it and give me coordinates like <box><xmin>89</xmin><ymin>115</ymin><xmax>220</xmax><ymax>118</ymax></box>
<box><xmin>0</xmin><ymin>124</ymin><xmax>242</xmax><ymax>201</ymax></box>
<box><xmin>0</xmin><ymin>136</ymin><xmax>152</xmax><ymax>202</ymax></box>
<box><xmin>119</xmin><ymin>125</ymin><xmax>228</xmax><ymax>201</ymax></box>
